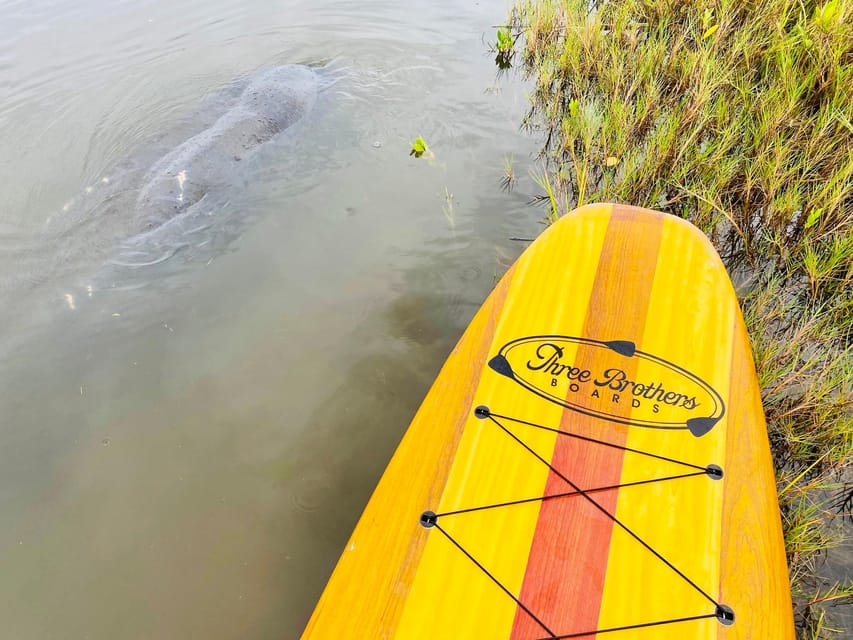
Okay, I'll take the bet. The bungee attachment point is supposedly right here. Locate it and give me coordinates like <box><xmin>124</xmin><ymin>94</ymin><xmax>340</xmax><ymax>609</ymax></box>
<box><xmin>715</xmin><ymin>604</ymin><xmax>735</xmax><ymax>626</ymax></box>
<box><xmin>419</xmin><ymin>511</ymin><xmax>438</xmax><ymax>529</ymax></box>
<box><xmin>705</xmin><ymin>464</ymin><xmax>724</xmax><ymax>480</ymax></box>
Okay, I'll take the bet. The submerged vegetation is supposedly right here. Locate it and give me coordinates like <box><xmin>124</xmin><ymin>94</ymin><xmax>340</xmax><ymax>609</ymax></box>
<box><xmin>501</xmin><ymin>0</ymin><xmax>852</xmax><ymax>635</ymax></box>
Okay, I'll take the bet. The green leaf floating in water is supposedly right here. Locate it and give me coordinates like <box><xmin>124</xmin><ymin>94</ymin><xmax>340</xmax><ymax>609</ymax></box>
<box><xmin>410</xmin><ymin>136</ymin><xmax>429</xmax><ymax>158</ymax></box>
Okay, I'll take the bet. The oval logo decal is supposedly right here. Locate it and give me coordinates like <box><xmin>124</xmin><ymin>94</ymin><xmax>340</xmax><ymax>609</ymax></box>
<box><xmin>488</xmin><ymin>336</ymin><xmax>725</xmax><ymax>437</ymax></box>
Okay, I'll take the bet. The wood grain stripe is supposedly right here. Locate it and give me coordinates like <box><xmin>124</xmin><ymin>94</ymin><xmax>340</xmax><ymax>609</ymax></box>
<box><xmin>510</xmin><ymin>207</ymin><xmax>665</xmax><ymax>638</ymax></box>
<box><xmin>717</xmin><ymin>314</ymin><xmax>795</xmax><ymax>639</ymax></box>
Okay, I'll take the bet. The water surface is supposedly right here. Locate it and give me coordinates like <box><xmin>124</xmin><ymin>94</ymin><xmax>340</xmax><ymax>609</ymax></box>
<box><xmin>0</xmin><ymin>0</ymin><xmax>542</xmax><ymax>637</ymax></box>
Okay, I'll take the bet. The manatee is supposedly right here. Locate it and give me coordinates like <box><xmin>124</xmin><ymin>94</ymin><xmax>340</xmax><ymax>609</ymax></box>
<box><xmin>0</xmin><ymin>63</ymin><xmax>324</xmax><ymax>351</ymax></box>
<box><xmin>133</xmin><ymin>64</ymin><xmax>319</xmax><ymax>233</ymax></box>
<box><xmin>44</xmin><ymin>62</ymin><xmax>322</xmax><ymax>276</ymax></box>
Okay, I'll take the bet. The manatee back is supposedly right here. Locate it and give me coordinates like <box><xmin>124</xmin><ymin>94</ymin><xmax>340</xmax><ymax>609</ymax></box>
<box><xmin>135</xmin><ymin>64</ymin><xmax>319</xmax><ymax>222</ymax></box>
<box><xmin>242</xmin><ymin>64</ymin><xmax>319</xmax><ymax>136</ymax></box>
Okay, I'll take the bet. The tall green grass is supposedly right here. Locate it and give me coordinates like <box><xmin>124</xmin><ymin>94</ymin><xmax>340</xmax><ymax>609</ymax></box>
<box><xmin>503</xmin><ymin>0</ymin><xmax>852</xmax><ymax>635</ymax></box>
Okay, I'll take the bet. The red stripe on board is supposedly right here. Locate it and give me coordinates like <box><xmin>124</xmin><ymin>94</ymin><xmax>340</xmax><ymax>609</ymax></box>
<box><xmin>510</xmin><ymin>209</ymin><xmax>665</xmax><ymax>639</ymax></box>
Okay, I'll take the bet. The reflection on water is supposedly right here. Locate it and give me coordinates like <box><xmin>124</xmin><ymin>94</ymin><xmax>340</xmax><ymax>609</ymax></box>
<box><xmin>0</xmin><ymin>0</ymin><xmax>542</xmax><ymax>637</ymax></box>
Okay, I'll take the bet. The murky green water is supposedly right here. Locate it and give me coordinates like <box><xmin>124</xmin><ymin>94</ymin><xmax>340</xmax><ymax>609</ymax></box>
<box><xmin>0</xmin><ymin>1</ymin><xmax>541</xmax><ymax>637</ymax></box>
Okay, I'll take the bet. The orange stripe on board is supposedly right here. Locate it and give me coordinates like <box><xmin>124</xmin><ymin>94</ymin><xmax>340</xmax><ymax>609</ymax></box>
<box><xmin>510</xmin><ymin>208</ymin><xmax>665</xmax><ymax>639</ymax></box>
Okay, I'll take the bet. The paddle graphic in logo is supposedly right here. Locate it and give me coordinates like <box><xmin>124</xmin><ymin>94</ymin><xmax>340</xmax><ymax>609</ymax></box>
<box><xmin>488</xmin><ymin>336</ymin><xmax>725</xmax><ymax>436</ymax></box>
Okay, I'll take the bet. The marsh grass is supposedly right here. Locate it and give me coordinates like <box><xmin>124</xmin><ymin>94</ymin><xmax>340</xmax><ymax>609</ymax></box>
<box><xmin>501</xmin><ymin>155</ymin><xmax>518</xmax><ymax>192</ymax></box>
<box><xmin>505</xmin><ymin>0</ymin><xmax>852</xmax><ymax>634</ymax></box>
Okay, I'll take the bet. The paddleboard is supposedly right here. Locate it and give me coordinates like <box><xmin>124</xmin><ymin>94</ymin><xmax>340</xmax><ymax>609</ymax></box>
<box><xmin>301</xmin><ymin>203</ymin><xmax>794</xmax><ymax>639</ymax></box>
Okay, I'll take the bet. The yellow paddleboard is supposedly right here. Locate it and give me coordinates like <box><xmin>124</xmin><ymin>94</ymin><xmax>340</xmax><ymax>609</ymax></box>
<box><xmin>301</xmin><ymin>203</ymin><xmax>795</xmax><ymax>639</ymax></box>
